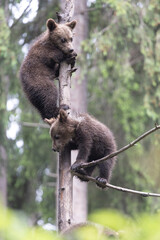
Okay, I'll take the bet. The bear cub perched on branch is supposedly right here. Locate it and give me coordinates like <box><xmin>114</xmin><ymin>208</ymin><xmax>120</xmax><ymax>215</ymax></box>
<box><xmin>20</xmin><ymin>18</ymin><xmax>77</xmax><ymax>119</ymax></box>
<box><xmin>45</xmin><ymin>109</ymin><xmax>117</xmax><ymax>188</ymax></box>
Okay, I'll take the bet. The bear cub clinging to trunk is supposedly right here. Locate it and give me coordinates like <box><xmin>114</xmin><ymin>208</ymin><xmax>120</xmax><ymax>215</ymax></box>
<box><xmin>20</xmin><ymin>19</ymin><xmax>77</xmax><ymax>119</ymax></box>
<box><xmin>45</xmin><ymin>109</ymin><xmax>116</xmax><ymax>188</ymax></box>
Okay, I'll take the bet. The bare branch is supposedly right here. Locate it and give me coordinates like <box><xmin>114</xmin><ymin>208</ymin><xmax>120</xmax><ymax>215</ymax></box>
<box><xmin>21</xmin><ymin>122</ymin><xmax>49</xmax><ymax>128</ymax></box>
<box><xmin>45</xmin><ymin>172</ymin><xmax>57</xmax><ymax>178</ymax></box>
<box><xmin>46</xmin><ymin>182</ymin><xmax>57</xmax><ymax>187</ymax></box>
<box><xmin>72</xmin><ymin>171</ymin><xmax>160</xmax><ymax>197</ymax></box>
<box><xmin>98</xmin><ymin>17</ymin><xmax>118</xmax><ymax>35</ymax></box>
<box><xmin>79</xmin><ymin>125</ymin><xmax>160</xmax><ymax>169</ymax></box>
<box><xmin>10</xmin><ymin>0</ymin><xmax>32</xmax><ymax>29</ymax></box>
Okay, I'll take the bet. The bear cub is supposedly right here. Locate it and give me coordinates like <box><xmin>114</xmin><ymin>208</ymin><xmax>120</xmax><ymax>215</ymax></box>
<box><xmin>45</xmin><ymin>109</ymin><xmax>116</xmax><ymax>188</ymax></box>
<box><xmin>20</xmin><ymin>19</ymin><xmax>77</xmax><ymax>119</ymax></box>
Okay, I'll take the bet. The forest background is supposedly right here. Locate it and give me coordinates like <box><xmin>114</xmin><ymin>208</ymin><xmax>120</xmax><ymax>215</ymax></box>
<box><xmin>0</xmin><ymin>0</ymin><xmax>160</xmax><ymax>228</ymax></box>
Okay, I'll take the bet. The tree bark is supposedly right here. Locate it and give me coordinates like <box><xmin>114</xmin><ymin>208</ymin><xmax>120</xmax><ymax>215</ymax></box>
<box><xmin>57</xmin><ymin>0</ymin><xmax>74</xmax><ymax>232</ymax></box>
<box><xmin>71</xmin><ymin>0</ymin><xmax>88</xmax><ymax>223</ymax></box>
<box><xmin>57</xmin><ymin>51</ymin><xmax>73</xmax><ymax>234</ymax></box>
<box><xmin>57</xmin><ymin>146</ymin><xmax>72</xmax><ymax>232</ymax></box>
<box><xmin>0</xmin><ymin>145</ymin><xmax>7</xmax><ymax>206</ymax></box>
<box><xmin>58</xmin><ymin>0</ymin><xmax>88</xmax><ymax>229</ymax></box>
<box><xmin>0</xmin><ymin>75</ymin><xmax>9</xmax><ymax>206</ymax></box>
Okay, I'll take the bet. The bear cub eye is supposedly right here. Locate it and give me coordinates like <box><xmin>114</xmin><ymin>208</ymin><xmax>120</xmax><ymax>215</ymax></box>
<box><xmin>61</xmin><ymin>38</ymin><xmax>67</xmax><ymax>43</ymax></box>
<box><xmin>70</xmin><ymin>37</ymin><xmax>73</xmax><ymax>42</ymax></box>
<box><xmin>54</xmin><ymin>135</ymin><xmax>60</xmax><ymax>140</ymax></box>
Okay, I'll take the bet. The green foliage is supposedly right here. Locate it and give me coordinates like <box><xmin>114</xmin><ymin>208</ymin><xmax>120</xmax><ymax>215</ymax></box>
<box><xmin>106</xmin><ymin>0</ymin><xmax>131</xmax><ymax>16</ymax></box>
<box><xmin>0</xmin><ymin>0</ymin><xmax>59</xmax><ymax>225</ymax></box>
<box><xmin>82</xmin><ymin>0</ymin><xmax>160</xmax><ymax>216</ymax></box>
<box><xmin>85</xmin><ymin>0</ymin><xmax>160</xmax><ymax>138</ymax></box>
<box><xmin>0</xmin><ymin>206</ymin><xmax>61</xmax><ymax>240</ymax></box>
<box><xmin>89</xmin><ymin>209</ymin><xmax>160</xmax><ymax>240</ymax></box>
<box><xmin>0</xmin><ymin>8</ymin><xmax>17</xmax><ymax>70</ymax></box>
<box><xmin>2</xmin><ymin>207</ymin><xmax>160</xmax><ymax>240</ymax></box>
<box><xmin>90</xmin><ymin>209</ymin><xmax>131</xmax><ymax>233</ymax></box>
<box><xmin>0</xmin><ymin>9</ymin><xmax>10</xmax><ymax>59</ymax></box>
<box><xmin>1</xmin><ymin>0</ymin><xmax>160</xmax><ymax>227</ymax></box>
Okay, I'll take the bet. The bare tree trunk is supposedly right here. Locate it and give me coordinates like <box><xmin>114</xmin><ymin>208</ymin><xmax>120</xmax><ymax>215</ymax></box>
<box><xmin>0</xmin><ymin>145</ymin><xmax>7</xmax><ymax>206</ymax></box>
<box><xmin>57</xmin><ymin>146</ymin><xmax>72</xmax><ymax>232</ymax></box>
<box><xmin>71</xmin><ymin>0</ymin><xmax>88</xmax><ymax>223</ymax></box>
<box><xmin>0</xmin><ymin>75</ymin><xmax>9</xmax><ymax>206</ymax></box>
<box><xmin>58</xmin><ymin>0</ymin><xmax>88</xmax><ymax>228</ymax></box>
<box><xmin>57</xmin><ymin>1</ymin><xmax>74</xmax><ymax>232</ymax></box>
<box><xmin>57</xmin><ymin>62</ymin><xmax>73</xmax><ymax>232</ymax></box>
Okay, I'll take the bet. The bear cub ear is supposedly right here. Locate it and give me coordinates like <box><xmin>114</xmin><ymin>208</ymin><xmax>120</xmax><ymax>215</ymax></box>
<box><xmin>46</xmin><ymin>18</ymin><xmax>57</xmax><ymax>31</ymax></box>
<box><xmin>66</xmin><ymin>20</ymin><xmax>77</xmax><ymax>30</ymax></box>
<box><xmin>59</xmin><ymin>109</ymin><xmax>68</xmax><ymax>123</ymax></box>
<box><xmin>44</xmin><ymin>117</ymin><xmax>56</xmax><ymax>126</ymax></box>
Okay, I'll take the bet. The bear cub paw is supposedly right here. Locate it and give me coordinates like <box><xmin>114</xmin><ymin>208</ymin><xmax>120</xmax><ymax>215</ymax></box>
<box><xmin>71</xmin><ymin>162</ymin><xmax>88</xmax><ymax>177</ymax></box>
<box><xmin>96</xmin><ymin>177</ymin><xmax>107</xmax><ymax>189</ymax></box>
<box><xmin>60</xmin><ymin>104</ymin><xmax>70</xmax><ymax>111</ymax></box>
<box><xmin>66</xmin><ymin>52</ymin><xmax>77</xmax><ymax>68</ymax></box>
<box><xmin>71</xmin><ymin>162</ymin><xmax>89</xmax><ymax>182</ymax></box>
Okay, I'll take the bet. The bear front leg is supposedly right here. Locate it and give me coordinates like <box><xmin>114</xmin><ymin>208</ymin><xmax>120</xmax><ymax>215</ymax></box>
<box><xmin>71</xmin><ymin>142</ymin><xmax>91</xmax><ymax>182</ymax></box>
<box><xmin>71</xmin><ymin>161</ymin><xmax>87</xmax><ymax>176</ymax></box>
<box><xmin>66</xmin><ymin>51</ymin><xmax>77</xmax><ymax>68</ymax></box>
<box><xmin>54</xmin><ymin>63</ymin><xmax>60</xmax><ymax>78</ymax></box>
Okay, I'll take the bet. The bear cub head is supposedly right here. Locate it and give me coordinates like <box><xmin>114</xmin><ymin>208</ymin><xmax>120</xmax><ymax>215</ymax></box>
<box><xmin>46</xmin><ymin>18</ymin><xmax>77</xmax><ymax>57</ymax></box>
<box><xmin>45</xmin><ymin>109</ymin><xmax>77</xmax><ymax>152</ymax></box>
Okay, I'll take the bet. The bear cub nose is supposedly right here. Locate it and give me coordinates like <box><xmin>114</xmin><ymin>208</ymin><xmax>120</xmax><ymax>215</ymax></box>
<box><xmin>69</xmin><ymin>49</ymin><xmax>74</xmax><ymax>53</ymax></box>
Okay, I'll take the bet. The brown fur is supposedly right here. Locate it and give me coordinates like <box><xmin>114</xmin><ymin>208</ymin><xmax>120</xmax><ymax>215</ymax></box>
<box><xmin>45</xmin><ymin>110</ymin><xmax>117</xmax><ymax>188</ymax></box>
<box><xmin>20</xmin><ymin>19</ymin><xmax>77</xmax><ymax>119</ymax></box>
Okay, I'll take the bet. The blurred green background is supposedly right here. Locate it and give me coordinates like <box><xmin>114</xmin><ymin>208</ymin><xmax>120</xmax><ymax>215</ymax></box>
<box><xmin>0</xmin><ymin>0</ymin><xmax>160</xmax><ymax>237</ymax></box>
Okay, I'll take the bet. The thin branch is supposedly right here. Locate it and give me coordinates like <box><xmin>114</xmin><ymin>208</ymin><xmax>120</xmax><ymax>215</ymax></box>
<box><xmin>98</xmin><ymin>17</ymin><xmax>118</xmax><ymax>35</ymax></box>
<box><xmin>21</xmin><ymin>122</ymin><xmax>49</xmax><ymax>128</ymax></box>
<box><xmin>128</xmin><ymin>55</ymin><xmax>144</xmax><ymax>67</ymax></box>
<box><xmin>79</xmin><ymin>124</ymin><xmax>160</xmax><ymax>169</ymax></box>
<box><xmin>46</xmin><ymin>182</ymin><xmax>57</xmax><ymax>187</ymax></box>
<box><xmin>45</xmin><ymin>172</ymin><xmax>57</xmax><ymax>178</ymax></box>
<box><xmin>89</xmin><ymin>16</ymin><xmax>118</xmax><ymax>46</ymax></box>
<box><xmin>72</xmin><ymin>171</ymin><xmax>160</xmax><ymax>197</ymax></box>
<box><xmin>10</xmin><ymin>0</ymin><xmax>32</xmax><ymax>29</ymax></box>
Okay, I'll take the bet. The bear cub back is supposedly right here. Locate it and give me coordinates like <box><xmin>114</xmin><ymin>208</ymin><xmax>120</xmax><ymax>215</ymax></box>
<box><xmin>20</xmin><ymin>19</ymin><xmax>77</xmax><ymax>119</ymax></box>
<box><xmin>45</xmin><ymin>109</ymin><xmax>117</xmax><ymax>188</ymax></box>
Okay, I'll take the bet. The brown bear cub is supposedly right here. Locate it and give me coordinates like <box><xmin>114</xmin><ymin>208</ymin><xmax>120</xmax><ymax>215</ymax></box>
<box><xmin>45</xmin><ymin>109</ymin><xmax>116</xmax><ymax>188</ymax></box>
<box><xmin>20</xmin><ymin>19</ymin><xmax>77</xmax><ymax>119</ymax></box>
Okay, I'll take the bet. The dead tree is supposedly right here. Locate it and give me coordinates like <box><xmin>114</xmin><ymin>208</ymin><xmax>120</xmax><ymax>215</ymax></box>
<box><xmin>56</xmin><ymin>0</ymin><xmax>75</xmax><ymax>233</ymax></box>
<box><xmin>71</xmin><ymin>0</ymin><xmax>88</xmax><ymax>224</ymax></box>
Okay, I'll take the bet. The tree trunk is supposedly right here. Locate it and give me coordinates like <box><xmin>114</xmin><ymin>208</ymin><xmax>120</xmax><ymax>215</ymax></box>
<box><xmin>0</xmin><ymin>75</ymin><xmax>9</xmax><ymax>206</ymax></box>
<box><xmin>0</xmin><ymin>145</ymin><xmax>7</xmax><ymax>206</ymax></box>
<box><xmin>57</xmin><ymin>1</ymin><xmax>74</xmax><ymax>232</ymax></box>
<box><xmin>58</xmin><ymin>0</ymin><xmax>88</xmax><ymax>228</ymax></box>
<box><xmin>71</xmin><ymin>0</ymin><xmax>88</xmax><ymax>223</ymax></box>
<box><xmin>57</xmin><ymin>62</ymin><xmax>73</xmax><ymax>232</ymax></box>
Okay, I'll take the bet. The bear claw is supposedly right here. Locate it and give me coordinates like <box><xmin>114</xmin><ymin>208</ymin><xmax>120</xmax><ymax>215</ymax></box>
<box><xmin>60</xmin><ymin>104</ymin><xmax>70</xmax><ymax>111</ymax></box>
<box><xmin>96</xmin><ymin>177</ymin><xmax>107</xmax><ymax>189</ymax></box>
<box><xmin>71</xmin><ymin>163</ymin><xmax>87</xmax><ymax>175</ymax></box>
